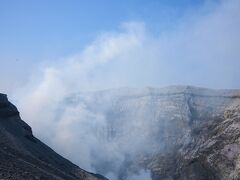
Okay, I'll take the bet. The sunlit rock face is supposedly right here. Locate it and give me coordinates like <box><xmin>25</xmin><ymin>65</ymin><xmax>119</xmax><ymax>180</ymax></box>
<box><xmin>0</xmin><ymin>93</ymin><xmax>107</xmax><ymax>180</ymax></box>
<box><xmin>61</xmin><ymin>86</ymin><xmax>240</xmax><ymax>180</ymax></box>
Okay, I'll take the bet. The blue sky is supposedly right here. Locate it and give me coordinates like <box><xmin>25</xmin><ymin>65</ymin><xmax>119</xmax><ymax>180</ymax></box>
<box><xmin>1</xmin><ymin>0</ymin><xmax>240</xmax><ymax>94</ymax></box>
<box><xmin>0</xmin><ymin>0</ymin><xmax>215</xmax><ymax>62</ymax></box>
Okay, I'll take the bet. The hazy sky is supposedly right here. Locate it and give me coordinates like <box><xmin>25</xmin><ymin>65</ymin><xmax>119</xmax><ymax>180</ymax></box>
<box><xmin>0</xmin><ymin>0</ymin><xmax>240</xmax><ymax>95</ymax></box>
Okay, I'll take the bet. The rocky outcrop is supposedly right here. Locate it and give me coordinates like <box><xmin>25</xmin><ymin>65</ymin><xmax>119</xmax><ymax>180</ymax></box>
<box><xmin>0</xmin><ymin>93</ymin><xmax>107</xmax><ymax>180</ymax></box>
<box><xmin>63</xmin><ymin>86</ymin><xmax>240</xmax><ymax>180</ymax></box>
<box><xmin>133</xmin><ymin>87</ymin><xmax>240</xmax><ymax>180</ymax></box>
<box><xmin>172</xmin><ymin>102</ymin><xmax>240</xmax><ymax>180</ymax></box>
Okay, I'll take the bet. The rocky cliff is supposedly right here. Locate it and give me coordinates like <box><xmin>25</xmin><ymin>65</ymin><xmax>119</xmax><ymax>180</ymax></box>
<box><xmin>60</xmin><ymin>86</ymin><xmax>240</xmax><ymax>180</ymax></box>
<box><xmin>0</xmin><ymin>93</ymin><xmax>107</xmax><ymax>180</ymax></box>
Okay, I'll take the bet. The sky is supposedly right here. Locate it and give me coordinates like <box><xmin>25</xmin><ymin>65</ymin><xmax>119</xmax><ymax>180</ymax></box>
<box><xmin>2</xmin><ymin>0</ymin><xmax>239</xmax><ymax>94</ymax></box>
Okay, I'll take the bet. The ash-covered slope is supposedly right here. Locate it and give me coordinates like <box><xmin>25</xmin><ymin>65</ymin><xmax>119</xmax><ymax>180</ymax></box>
<box><xmin>0</xmin><ymin>93</ymin><xmax>107</xmax><ymax>180</ymax></box>
<box><xmin>61</xmin><ymin>86</ymin><xmax>240</xmax><ymax>180</ymax></box>
<box><xmin>170</xmin><ymin>96</ymin><xmax>240</xmax><ymax>180</ymax></box>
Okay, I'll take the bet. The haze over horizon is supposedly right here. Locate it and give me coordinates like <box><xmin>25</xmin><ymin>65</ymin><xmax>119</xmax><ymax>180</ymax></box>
<box><xmin>0</xmin><ymin>0</ymin><xmax>240</xmax><ymax>96</ymax></box>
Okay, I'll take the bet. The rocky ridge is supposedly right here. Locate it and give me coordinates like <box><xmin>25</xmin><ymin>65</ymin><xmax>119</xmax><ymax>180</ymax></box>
<box><xmin>0</xmin><ymin>93</ymin><xmax>107</xmax><ymax>180</ymax></box>
<box><xmin>2</xmin><ymin>85</ymin><xmax>239</xmax><ymax>180</ymax></box>
<box><xmin>64</xmin><ymin>86</ymin><xmax>240</xmax><ymax>180</ymax></box>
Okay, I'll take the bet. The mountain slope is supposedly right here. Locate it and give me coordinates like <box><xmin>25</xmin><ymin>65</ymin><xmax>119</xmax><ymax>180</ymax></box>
<box><xmin>172</xmin><ymin>102</ymin><xmax>240</xmax><ymax>180</ymax></box>
<box><xmin>0</xmin><ymin>93</ymin><xmax>107</xmax><ymax>180</ymax></box>
<box><xmin>59</xmin><ymin>86</ymin><xmax>240</xmax><ymax>179</ymax></box>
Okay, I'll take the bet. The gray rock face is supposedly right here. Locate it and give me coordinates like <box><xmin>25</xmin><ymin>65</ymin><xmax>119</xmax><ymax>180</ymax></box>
<box><xmin>0</xmin><ymin>93</ymin><xmax>107</xmax><ymax>180</ymax></box>
<box><xmin>62</xmin><ymin>86</ymin><xmax>240</xmax><ymax>180</ymax></box>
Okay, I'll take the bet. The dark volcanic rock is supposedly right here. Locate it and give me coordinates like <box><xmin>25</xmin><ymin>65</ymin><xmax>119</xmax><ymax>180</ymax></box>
<box><xmin>0</xmin><ymin>93</ymin><xmax>107</xmax><ymax>180</ymax></box>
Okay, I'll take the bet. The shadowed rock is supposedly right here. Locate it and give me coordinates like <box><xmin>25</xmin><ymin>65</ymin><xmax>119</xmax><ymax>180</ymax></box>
<box><xmin>0</xmin><ymin>93</ymin><xmax>107</xmax><ymax>180</ymax></box>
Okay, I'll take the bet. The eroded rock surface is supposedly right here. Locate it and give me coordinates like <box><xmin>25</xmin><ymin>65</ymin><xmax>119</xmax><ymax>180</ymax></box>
<box><xmin>63</xmin><ymin>86</ymin><xmax>240</xmax><ymax>180</ymax></box>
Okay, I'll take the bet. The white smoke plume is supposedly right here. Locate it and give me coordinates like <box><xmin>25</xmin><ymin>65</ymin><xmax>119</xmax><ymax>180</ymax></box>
<box><xmin>11</xmin><ymin>0</ymin><xmax>240</xmax><ymax>179</ymax></box>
